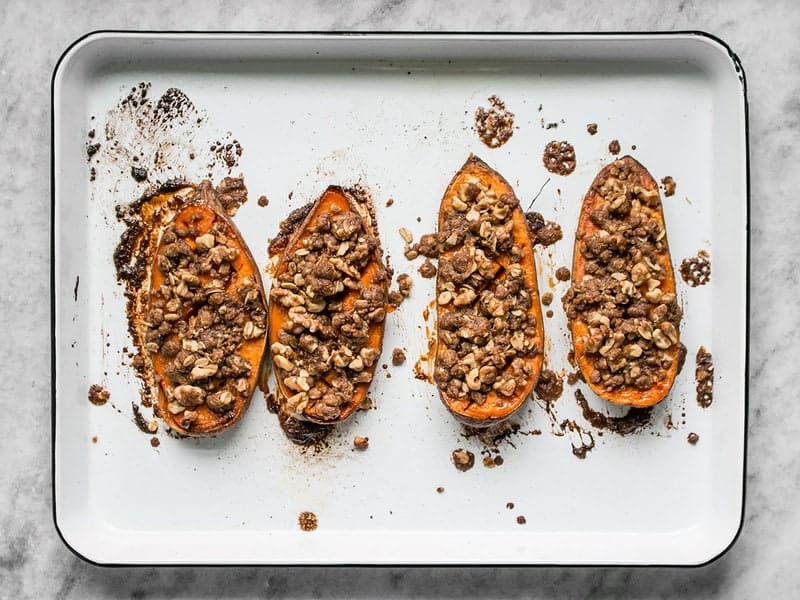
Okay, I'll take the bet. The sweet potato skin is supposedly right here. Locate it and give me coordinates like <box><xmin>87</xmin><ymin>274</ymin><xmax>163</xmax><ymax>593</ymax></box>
<box><xmin>145</xmin><ymin>184</ymin><xmax>268</xmax><ymax>436</ymax></box>
<box><xmin>268</xmin><ymin>186</ymin><xmax>388</xmax><ymax>426</ymax></box>
<box><xmin>570</xmin><ymin>156</ymin><xmax>679</xmax><ymax>407</ymax></box>
<box><xmin>435</xmin><ymin>155</ymin><xmax>544</xmax><ymax>427</ymax></box>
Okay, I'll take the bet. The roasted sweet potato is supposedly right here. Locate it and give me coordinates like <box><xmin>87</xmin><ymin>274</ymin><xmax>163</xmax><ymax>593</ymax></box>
<box><xmin>433</xmin><ymin>155</ymin><xmax>544</xmax><ymax>427</ymax></box>
<box><xmin>563</xmin><ymin>156</ymin><xmax>681</xmax><ymax>407</ymax></box>
<box><xmin>268</xmin><ymin>186</ymin><xmax>390</xmax><ymax>426</ymax></box>
<box><xmin>141</xmin><ymin>180</ymin><xmax>268</xmax><ymax>435</ymax></box>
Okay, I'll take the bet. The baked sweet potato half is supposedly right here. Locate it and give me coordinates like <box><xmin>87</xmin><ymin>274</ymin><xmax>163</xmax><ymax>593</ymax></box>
<box><xmin>563</xmin><ymin>156</ymin><xmax>681</xmax><ymax>407</ymax></box>
<box><xmin>433</xmin><ymin>155</ymin><xmax>544</xmax><ymax>427</ymax></box>
<box><xmin>141</xmin><ymin>180</ymin><xmax>268</xmax><ymax>435</ymax></box>
<box><xmin>268</xmin><ymin>186</ymin><xmax>390</xmax><ymax>426</ymax></box>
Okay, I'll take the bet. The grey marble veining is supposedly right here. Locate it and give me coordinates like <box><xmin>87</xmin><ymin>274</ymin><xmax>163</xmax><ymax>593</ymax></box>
<box><xmin>2</xmin><ymin>0</ymin><xmax>799</xmax><ymax>597</ymax></box>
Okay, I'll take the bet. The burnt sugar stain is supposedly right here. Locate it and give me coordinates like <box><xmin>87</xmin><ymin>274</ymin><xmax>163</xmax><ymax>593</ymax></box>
<box><xmin>534</xmin><ymin>369</ymin><xmax>563</xmax><ymax>404</ymax></box>
<box><xmin>131</xmin><ymin>402</ymin><xmax>151</xmax><ymax>434</ymax></box>
<box><xmin>574</xmin><ymin>389</ymin><xmax>653</xmax><ymax>435</ymax></box>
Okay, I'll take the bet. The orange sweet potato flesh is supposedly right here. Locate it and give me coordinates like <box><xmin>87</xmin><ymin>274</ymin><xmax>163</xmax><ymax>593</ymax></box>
<box><xmin>268</xmin><ymin>186</ymin><xmax>388</xmax><ymax>425</ymax></box>
<box><xmin>570</xmin><ymin>156</ymin><xmax>678</xmax><ymax>407</ymax></box>
<box><xmin>435</xmin><ymin>155</ymin><xmax>544</xmax><ymax>427</ymax></box>
<box><xmin>146</xmin><ymin>184</ymin><xmax>268</xmax><ymax>435</ymax></box>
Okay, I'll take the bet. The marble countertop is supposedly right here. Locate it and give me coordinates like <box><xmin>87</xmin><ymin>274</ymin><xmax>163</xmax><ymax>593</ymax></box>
<box><xmin>2</xmin><ymin>0</ymin><xmax>798</xmax><ymax>597</ymax></box>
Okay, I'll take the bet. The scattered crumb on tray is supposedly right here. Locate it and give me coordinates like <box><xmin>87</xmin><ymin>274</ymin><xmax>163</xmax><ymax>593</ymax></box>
<box><xmin>88</xmin><ymin>384</ymin><xmax>110</xmax><ymax>406</ymax></box>
<box><xmin>661</xmin><ymin>176</ymin><xmax>676</xmax><ymax>197</ymax></box>
<box><xmin>418</xmin><ymin>258</ymin><xmax>436</xmax><ymax>278</ymax></box>
<box><xmin>542</xmin><ymin>141</ymin><xmax>576</xmax><ymax>176</ymax></box>
<box><xmin>298</xmin><ymin>511</ymin><xmax>318</xmax><ymax>532</ymax></box>
<box><xmin>608</xmin><ymin>139</ymin><xmax>621</xmax><ymax>155</ymax></box>
<box><xmin>541</xmin><ymin>292</ymin><xmax>553</xmax><ymax>306</ymax></box>
<box><xmin>354</xmin><ymin>436</ymin><xmax>369</xmax><ymax>450</ymax></box>
<box><xmin>257</xmin><ymin>195</ymin><xmax>269</xmax><ymax>207</ymax></box>
<box><xmin>555</xmin><ymin>266</ymin><xmax>571</xmax><ymax>282</ymax></box>
<box><xmin>695</xmin><ymin>347</ymin><xmax>714</xmax><ymax>408</ymax></box>
<box><xmin>475</xmin><ymin>95</ymin><xmax>514</xmax><ymax>148</ymax></box>
<box><xmin>452</xmin><ymin>448</ymin><xmax>475</xmax><ymax>472</ymax></box>
<box><xmin>687</xmin><ymin>432</ymin><xmax>700</xmax><ymax>445</ymax></box>
<box><xmin>392</xmin><ymin>348</ymin><xmax>406</xmax><ymax>366</ymax></box>
<box><xmin>680</xmin><ymin>250</ymin><xmax>711</xmax><ymax>287</ymax></box>
<box><xmin>587</xmin><ymin>123</ymin><xmax>598</xmax><ymax>135</ymax></box>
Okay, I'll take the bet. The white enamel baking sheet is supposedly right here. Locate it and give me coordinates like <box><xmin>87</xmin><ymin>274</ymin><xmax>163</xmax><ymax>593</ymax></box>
<box><xmin>53</xmin><ymin>32</ymin><xmax>748</xmax><ymax>565</ymax></box>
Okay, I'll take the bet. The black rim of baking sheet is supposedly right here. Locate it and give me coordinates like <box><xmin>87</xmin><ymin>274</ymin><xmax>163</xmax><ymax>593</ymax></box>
<box><xmin>50</xmin><ymin>29</ymin><xmax>750</xmax><ymax>569</ymax></box>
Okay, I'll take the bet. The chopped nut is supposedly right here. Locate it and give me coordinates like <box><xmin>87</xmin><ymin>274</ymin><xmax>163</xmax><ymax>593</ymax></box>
<box><xmin>207</xmin><ymin>390</ymin><xmax>234</xmax><ymax>412</ymax></box>
<box><xmin>273</xmin><ymin>354</ymin><xmax>294</xmax><ymax>371</ymax></box>
<box><xmin>173</xmin><ymin>384</ymin><xmax>205</xmax><ymax>407</ymax></box>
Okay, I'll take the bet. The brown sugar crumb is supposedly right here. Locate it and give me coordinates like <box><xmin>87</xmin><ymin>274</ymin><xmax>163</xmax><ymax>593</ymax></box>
<box><xmin>695</xmin><ymin>347</ymin><xmax>714</xmax><ymax>408</ymax></box>
<box><xmin>257</xmin><ymin>195</ymin><xmax>269</xmax><ymax>207</ymax></box>
<box><xmin>566</xmin><ymin>371</ymin><xmax>583</xmax><ymax>385</ymax></box>
<box><xmin>587</xmin><ymin>123</ymin><xmax>598</xmax><ymax>135</ymax></box>
<box><xmin>353</xmin><ymin>436</ymin><xmax>369</xmax><ymax>450</ymax></box>
<box><xmin>150</xmin><ymin>437</ymin><xmax>160</xmax><ymax>447</ymax></box>
<box><xmin>555</xmin><ymin>266</ymin><xmax>571</xmax><ymax>282</ymax></box>
<box><xmin>436</xmin><ymin>486</ymin><xmax>445</xmax><ymax>494</ymax></box>
<box><xmin>608</xmin><ymin>139</ymin><xmax>621</xmax><ymax>155</ymax></box>
<box><xmin>535</xmin><ymin>369</ymin><xmax>563</xmax><ymax>403</ymax></box>
<box><xmin>385</xmin><ymin>198</ymin><xmax>394</xmax><ymax>207</ymax></box>
<box><xmin>680</xmin><ymin>251</ymin><xmax>711</xmax><ymax>287</ymax></box>
<box><xmin>525</xmin><ymin>211</ymin><xmax>563</xmax><ymax>247</ymax></box>
<box><xmin>298</xmin><ymin>511</ymin><xmax>318</xmax><ymax>532</ymax></box>
<box><xmin>392</xmin><ymin>347</ymin><xmax>407</xmax><ymax>366</ymax></box>
<box><xmin>543</xmin><ymin>141</ymin><xmax>576</xmax><ymax>176</ymax></box>
<box><xmin>388</xmin><ymin>290</ymin><xmax>404</xmax><ymax>306</ymax></box>
<box><xmin>506</xmin><ymin>502</ymin><xmax>514</xmax><ymax>510</ymax></box>
<box><xmin>474</xmin><ymin>95</ymin><xmax>515</xmax><ymax>148</ymax></box>
<box><xmin>561</xmin><ymin>157</ymin><xmax>681</xmax><ymax>399</ymax></box>
<box><xmin>661</xmin><ymin>176</ymin><xmax>677</xmax><ymax>197</ymax></box>
<box><xmin>687</xmin><ymin>432</ymin><xmax>700</xmax><ymax>445</ymax></box>
<box><xmin>397</xmin><ymin>273</ymin><xmax>413</xmax><ymax>297</ymax></box>
<box><xmin>88</xmin><ymin>384</ymin><xmax>110</xmax><ymax>406</ymax></box>
<box><xmin>418</xmin><ymin>258</ymin><xmax>437</xmax><ymax>279</ymax></box>
<box><xmin>541</xmin><ymin>292</ymin><xmax>553</xmax><ymax>306</ymax></box>
<box><xmin>452</xmin><ymin>448</ymin><xmax>475</xmax><ymax>472</ymax></box>
<box><xmin>516</xmin><ymin>515</ymin><xmax>527</xmax><ymax>525</ymax></box>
